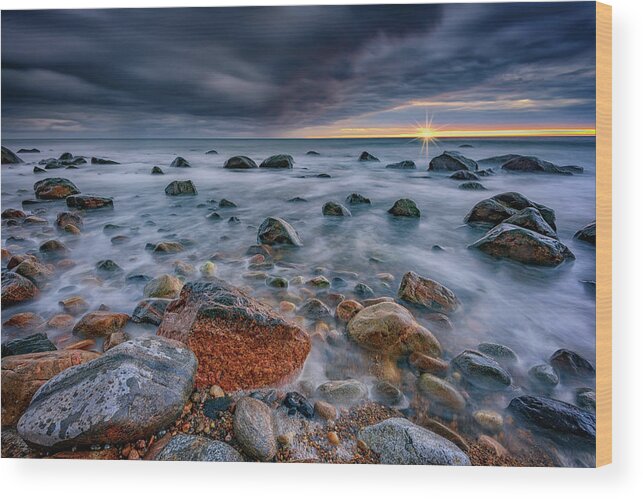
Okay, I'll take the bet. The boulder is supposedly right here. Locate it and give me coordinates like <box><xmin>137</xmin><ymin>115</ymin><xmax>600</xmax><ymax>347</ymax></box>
<box><xmin>458</xmin><ymin>181</ymin><xmax>486</xmax><ymax>191</ymax></box>
<box><xmin>450</xmin><ymin>170</ymin><xmax>480</xmax><ymax>181</ymax></box>
<box><xmin>1</xmin><ymin>332</ymin><xmax>55</xmax><ymax>358</ymax></box>
<box><xmin>257</xmin><ymin>217</ymin><xmax>303</xmax><ymax>247</ymax></box>
<box><xmin>477</xmin><ymin>343</ymin><xmax>517</xmax><ymax>363</ymax></box>
<box><xmin>151</xmin><ymin>166</ymin><xmax>164</xmax><ymax>175</ymax></box>
<box><xmin>429</xmin><ymin>151</ymin><xmax>477</xmax><ymax>172</ymax></box>
<box><xmin>152</xmin><ymin>241</ymin><xmax>185</xmax><ymax>253</ymax></box>
<box><xmin>387</xmin><ymin>198</ymin><xmax>420</xmax><ymax>217</ymax></box>
<box><xmin>157</xmin><ymin>279</ymin><xmax>310</xmax><ymax>390</ymax></box>
<box><xmin>549</xmin><ymin>349</ymin><xmax>595</xmax><ymax>381</ymax></box>
<box><xmin>96</xmin><ymin>259</ymin><xmax>123</xmax><ymax>275</ymax></box>
<box><xmin>528</xmin><ymin>364</ymin><xmax>560</xmax><ymax>388</ymax></box>
<box><xmin>170</xmin><ymin>156</ymin><xmax>190</xmax><ymax>168</ymax></box>
<box><xmin>507</xmin><ymin>395</ymin><xmax>595</xmax><ymax>446</ymax></box>
<box><xmin>224</xmin><ymin>156</ymin><xmax>257</xmax><ymax>169</ymax></box>
<box><xmin>232</xmin><ymin>397</ymin><xmax>276</xmax><ymax>461</ymax></box>
<box><xmin>397</xmin><ymin>271</ymin><xmax>458</xmax><ymax>313</ymax></box>
<box><xmin>219</xmin><ymin>198</ymin><xmax>237</xmax><ymax>208</ymax></box>
<box><xmin>347</xmin><ymin>302</ymin><xmax>441</xmax><ymax>358</ymax></box>
<box><xmin>55</xmin><ymin>211</ymin><xmax>83</xmax><ymax>229</ymax></box>
<box><xmin>34</xmin><ymin>178</ymin><xmax>80</xmax><ymax>200</ymax></box>
<box><xmin>503</xmin><ymin>207</ymin><xmax>557</xmax><ymax>238</ymax></box>
<box><xmin>451</xmin><ymin>350</ymin><xmax>512</xmax><ymax>390</ymax></box>
<box><xmin>306</xmin><ymin>151</ymin><xmax>320</xmax><ymax>156</ymax></box>
<box><xmin>386</xmin><ymin>160</ymin><xmax>416</xmax><ymax>169</ymax></box>
<box><xmin>260</xmin><ymin>154</ymin><xmax>294</xmax><ymax>168</ymax></box>
<box><xmin>335</xmin><ymin>299</ymin><xmax>363</xmax><ymax>322</ymax></box>
<box><xmin>416</xmin><ymin>373</ymin><xmax>466</xmax><ymax>411</ymax></box>
<box><xmin>1</xmin><ymin>271</ymin><xmax>39</xmax><ymax>309</ymax></box>
<box><xmin>17</xmin><ymin>337</ymin><xmax>197</xmax><ymax>449</ymax></box>
<box><xmin>316</xmin><ymin>379</ymin><xmax>368</xmax><ymax>405</ymax></box>
<box><xmin>2</xmin><ymin>208</ymin><xmax>27</xmax><ymax>219</ymax></box>
<box><xmin>165</xmin><ymin>180</ymin><xmax>197</xmax><ymax>196</ymax></box>
<box><xmin>469</xmin><ymin>223</ymin><xmax>574</xmax><ymax>267</ymax></box>
<box><xmin>2</xmin><ymin>349</ymin><xmax>99</xmax><ymax>426</ymax></box>
<box><xmin>14</xmin><ymin>259</ymin><xmax>54</xmax><ymax>287</ymax></box>
<box><xmin>155</xmin><ymin>434</ymin><xmax>243</xmax><ymax>462</ymax></box>
<box><xmin>144</xmin><ymin>274</ymin><xmax>183</xmax><ymax>299</ymax></box>
<box><xmin>66</xmin><ymin>195</ymin><xmax>113</xmax><ymax>210</ymax></box>
<box><xmin>2</xmin><ymin>146</ymin><xmax>23</xmax><ymax>164</ymax></box>
<box><xmin>464</xmin><ymin>192</ymin><xmax>556</xmax><ymax>230</ymax></box>
<box><xmin>359</xmin><ymin>151</ymin><xmax>379</xmax><ymax>162</ymax></box>
<box><xmin>501</xmin><ymin>155</ymin><xmax>582</xmax><ymax>175</ymax></box>
<box><xmin>17</xmin><ymin>148</ymin><xmax>40</xmax><ymax>153</ymax></box>
<box><xmin>345</xmin><ymin>193</ymin><xmax>371</xmax><ymax>205</ymax></box>
<box><xmin>72</xmin><ymin>311</ymin><xmax>129</xmax><ymax>338</ymax></box>
<box><xmin>91</xmin><ymin>157</ymin><xmax>119</xmax><ymax>165</ymax></box>
<box><xmin>576</xmin><ymin>388</ymin><xmax>596</xmax><ymax>411</ymax></box>
<box><xmin>322</xmin><ymin>201</ymin><xmax>351</xmax><ymax>217</ymax></box>
<box><xmin>409</xmin><ymin>351</ymin><xmax>449</xmax><ymax>376</ymax></box>
<box><xmin>574</xmin><ymin>221</ymin><xmax>596</xmax><ymax>245</ymax></box>
<box><xmin>131</xmin><ymin>298</ymin><xmax>171</xmax><ymax>326</ymax></box>
<box><xmin>358</xmin><ymin>418</ymin><xmax>470</xmax><ymax>465</ymax></box>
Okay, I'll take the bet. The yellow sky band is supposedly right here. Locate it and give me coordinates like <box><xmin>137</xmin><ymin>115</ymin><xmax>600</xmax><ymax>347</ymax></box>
<box><xmin>303</xmin><ymin>128</ymin><xmax>596</xmax><ymax>139</ymax></box>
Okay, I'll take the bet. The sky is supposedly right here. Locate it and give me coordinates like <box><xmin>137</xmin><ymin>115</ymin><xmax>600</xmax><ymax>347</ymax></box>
<box><xmin>1</xmin><ymin>3</ymin><xmax>596</xmax><ymax>139</ymax></box>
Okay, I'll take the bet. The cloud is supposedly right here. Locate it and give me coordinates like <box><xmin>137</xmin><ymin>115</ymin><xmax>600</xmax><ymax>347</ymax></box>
<box><xmin>1</xmin><ymin>3</ymin><xmax>596</xmax><ymax>137</ymax></box>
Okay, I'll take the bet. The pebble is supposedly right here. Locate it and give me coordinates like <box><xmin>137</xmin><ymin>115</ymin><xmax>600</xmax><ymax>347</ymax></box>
<box><xmin>473</xmin><ymin>410</ymin><xmax>504</xmax><ymax>433</ymax></box>
<box><xmin>314</xmin><ymin>400</ymin><xmax>338</xmax><ymax>421</ymax></box>
<box><xmin>327</xmin><ymin>431</ymin><xmax>340</xmax><ymax>445</ymax></box>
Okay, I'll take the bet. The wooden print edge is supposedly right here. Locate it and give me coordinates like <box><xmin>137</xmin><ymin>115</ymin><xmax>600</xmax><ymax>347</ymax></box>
<box><xmin>595</xmin><ymin>0</ymin><xmax>612</xmax><ymax>467</ymax></box>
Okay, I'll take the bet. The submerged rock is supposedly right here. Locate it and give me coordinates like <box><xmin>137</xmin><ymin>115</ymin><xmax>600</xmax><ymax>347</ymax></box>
<box><xmin>14</xmin><ymin>259</ymin><xmax>54</xmax><ymax>287</ymax></box>
<box><xmin>347</xmin><ymin>302</ymin><xmax>441</xmax><ymax>358</ymax></box>
<box><xmin>155</xmin><ymin>434</ymin><xmax>243</xmax><ymax>462</ymax></box>
<box><xmin>205</xmin><ymin>149</ymin><xmax>218</xmax><ymax>155</ymax></box>
<box><xmin>144</xmin><ymin>274</ymin><xmax>183</xmax><ymax>299</ymax></box>
<box><xmin>257</xmin><ymin>217</ymin><xmax>302</xmax><ymax>247</ymax></box>
<box><xmin>34</xmin><ymin>178</ymin><xmax>80</xmax><ymax>200</ymax></box>
<box><xmin>528</xmin><ymin>364</ymin><xmax>560</xmax><ymax>388</ymax></box>
<box><xmin>345</xmin><ymin>192</ymin><xmax>371</xmax><ymax>205</ymax></box>
<box><xmin>66</xmin><ymin>195</ymin><xmax>114</xmax><ymax>210</ymax></box>
<box><xmin>170</xmin><ymin>156</ymin><xmax>191</xmax><ymax>168</ymax></box>
<box><xmin>165</xmin><ymin>180</ymin><xmax>197</xmax><ymax>196</ymax></box>
<box><xmin>151</xmin><ymin>166</ymin><xmax>164</xmax><ymax>175</ymax></box>
<box><xmin>508</xmin><ymin>395</ymin><xmax>595</xmax><ymax>446</ymax></box>
<box><xmin>1</xmin><ymin>332</ymin><xmax>55</xmax><ymax>358</ymax></box>
<box><xmin>224</xmin><ymin>156</ymin><xmax>257</xmax><ymax>169</ymax></box>
<box><xmin>386</xmin><ymin>160</ymin><xmax>416</xmax><ymax>169</ymax></box>
<box><xmin>2</xmin><ymin>146</ymin><xmax>23</xmax><ymax>164</ymax></box>
<box><xmin>306</xmin><ymin>150</ymin><xmax>321</xmax><ymax>156</ymax></box>
<box><xmin>464</xmin><ymin>192</ymin><xmax>556</xmax><ymax>230</ymax></box>
<box><xmin>549</xmin><ymin>349</ymin><xmax>595</xmax><ymax>381</ymax></box>
<box><xmin>1</xmin><ymin>272</ymin><xmax>39</xmax><ymax>308</ymax></box>
<box><xmin>417</xmin><ymin>373</ymin><xmax>466</xmax><ymax>411</ymax></box>
<box><xmin>429</xmin><ymin>151</ymin><xmax>477</xmax><ymax>172</ymax></box>
<box><xmin>233</xmin><ymin>397</ymin><xmax>277</xmax><ymax>461</ymax></box>
<box><xmin>450</xmin><ymin>170</ymin><xmax>480</xmax><ymax>181</ymax></box>
<box><xmin>387</xmin><ymin>198</ymin><xmax>420</xmax><ymax>217</ymax></box>
<box><xmin>359</xmin><ymin>151</ymin><xmax>379</xmax><ymax>162</ymax></box>
<box><xmin>358</xmin><ymin>418</ymin><xmax>470</xmax><ymax>465</ymax></box>
<box><xmin>17</xmin><ymin>337</ymin><xmax>197</xmax><ymax>449</ymax></box>
<box><xmin>17</xmin><ymin>148</ymin><xmax>40</xmax><ymax>153</ymax></box>
<box><xmin>501</xmin><ymin>155</ymin><xmax>582</xmax><ymax>175</ymax></box>
<box><xmin>2</xmin><ymin>208</ymin><xmax>27</xmax><ymax>219</ymax></box>
<box><xmin>322</xmin><ymin>201</ymin><xmax>351</xmax><ymax>217</ymax></box>
<box><xmin>72</xmin><ymin>311</ymin><xmax>129</xmax><ymax>338</ymax></box>
<box><xmin>55</xmin><ymin>211</ymin><xmax>83</xmax><ymax>230</ymax></box>
<box><xmin>397</xmin><ymin>271</ymin><xmax>458</xmax><ymax>314</ymax></box>
<box><xmin>458</xmin><ymin>181</ymin><xmax>486</xmax><ymax>191</ymax></box>
<box><xmin>91</xmin><ymin>157</ymin><xmax>119</xmax><ymax>165</ymax></box>
<box><xmin>157</xmin><ymin>279</ymin><xmax>310</xmax><ymax>390</ymax></box>
<box><xmin>316</xmin><ymin>379</ymin><xmax>368</xmax><ymax>405</ymax></box>
<box><xmin>503</xmin><ymin>207</ymin><xmax>557</xmax><ymax>238</ymax></box>
<box><xmin>574</xmin><ymin>221</ymin><xmax>596</xmax><ymax>245</ymax></box>
<box><xmin>451</xmin><ymin>350</ymin><xmax>512</xmax><ymax>390</ymax></box>
<box><xmin>299</xmin><ymin>298</ymin><xmax>332</xmax><ymax>320</ymax></box>
<box><xmin>131</xmin><ymin>298</ymin><xmax>171</xmax><ymax>326</ymax></box>
<box><xmin>470</xmin><ymin>223</ymin><xmax>574</xmax><ymax>267</ymax></box>
<box><xmin>260</xmin><ymin>154</ymin><xmax>294</xmax><ymax>168</ymax></box>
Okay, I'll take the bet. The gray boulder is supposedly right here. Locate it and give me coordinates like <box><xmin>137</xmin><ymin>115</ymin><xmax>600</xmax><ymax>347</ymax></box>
<box><xmin>165</xmin><ymin>180</ymin><xmax>197</xmax><ymax>196</ymax></box>
<box><xmin>429</xmin><ymin>151</ymin><xmax>477</xmax><ymax>172</ymax></box>
<box><xmin>224</xmin><ymin>156</ymin><xmax>257</xmax><ymax>169</ymax></box>
<box><xmin>316</xmin><ymin>379</ymin><xmax>368</xmax><ymax>405</ymax></box>
<box><xmin>388</xmin><ymin>198</ymin><xmax>420</xmax><ymax>217</ymax></box>
<box><xmin>260</xmin><ymin>154</ymin><xmax>294</xmax><ymax>168</ymax></box>
<box><xmin>464</xmin><ymin>192</ymin><xmax>556</xmax><ymax>230</ymax></box>
<box><xmin>458</xmin><ymin>181</ymin><xmax>486</xmax><ymax>191</ymax></box>
<box><xmin>233</xmin><ymin>397</ymin><xmax>276</xmax><ymax>461</ymax></box>
<box><xmin>359</xmin><ymin>151</ymin><xmax>379</xmax><ymax>162</ymax></box>
<box><xmin>257</xmin><ymin>217</ymin><xmax>302</xmax><ymax>246</ymax></box>
<box><xmin>346</xmin><ymin>193</ymin><xmax>371</xmax><ymax>205</ymax></box>
<box><xmin>574</xmin><ymin>221</ymin><xmax>596</xmax><ymax>245</ymax></box>
<box><xmin>322</xmin><ymin>201</ymin><xmax>351</xmax><ymax>217</ymax></box>
<box><xmin>501</xmin><ymin>155</ymin><xmax>583</xmax><ymax>175</ymax></box>
<box><xmin>503</xmin><ymin>207</ymin><xmax>557</xmax><ymax>238</ymax></box>
<box><xmin>451</xmin><ymin>350</ymin><xmax>512</xmax><ymax>390</ymax></box>
<box><xmin>450</xmin><ymin>170</ymin><xmax>480</xmax><ymax>181</ymax></box>
<box><xmin>2</xmin><ymin>146</ymin><xmax>23</xmax><ymax>164</ymax></box>
<box><xmin>156</xmin><ymin>434</ymin><xmax>243</xmax><ymax>462</ymax></box>
<box><xmin>386</xmin><ymin>160</ymin><xmax>416</xmax><ymax>169</ymax></box>
<box><xmin>170</xmin><ymin>156</ymin><xmax>191</xmax><ymax>168</ymax></box>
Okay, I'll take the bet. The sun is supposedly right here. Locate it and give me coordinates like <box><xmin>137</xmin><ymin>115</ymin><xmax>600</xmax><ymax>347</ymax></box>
<box><xmin>412</xmin><ymin>112</ymin><xmax>445</xmax><ymax>159</ymax></box>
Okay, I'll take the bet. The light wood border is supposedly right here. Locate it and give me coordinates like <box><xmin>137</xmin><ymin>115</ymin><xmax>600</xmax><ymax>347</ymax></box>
<box><xmin>596</xmin><ymin>1</ymin><xmax>612</xmax><ymax>467</ymax></box>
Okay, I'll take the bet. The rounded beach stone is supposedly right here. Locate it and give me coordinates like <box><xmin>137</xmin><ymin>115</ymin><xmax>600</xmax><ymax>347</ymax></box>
<box><xmin>316</xmin><ymin>379</ymin><xmax>368</xmax><ymax>405</ymax></box>
<box><xmin>232</xmin><ymin>397</ymin><xmax>276</xmax><ymax>461</ymax></box>
<box><xmin>397</xmin><ymin>271</ymin><xmax>458</xmax><ymax>313</ymax></box>
<box><xmin>72</xmin><ymin>311</ymin><xmax>129</xmax><ymax>338</ymax></box>
<box><xmin>155</xmin><ymin>434</ymin><xmax>244</xmax><ymax>462</ymax></box>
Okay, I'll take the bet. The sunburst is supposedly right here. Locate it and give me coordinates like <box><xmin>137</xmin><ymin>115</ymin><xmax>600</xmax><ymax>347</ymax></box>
<box><xmin>411</xmin><ymin>111</ymin><xmax>447</xmax><ymax>159</ymax></box>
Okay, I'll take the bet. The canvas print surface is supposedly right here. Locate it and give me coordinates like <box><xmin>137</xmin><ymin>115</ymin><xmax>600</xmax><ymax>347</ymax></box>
<box><xmin>1</xmin><ymin>3</ymin><xmax>599</xmax><ymax>467</ymax></box>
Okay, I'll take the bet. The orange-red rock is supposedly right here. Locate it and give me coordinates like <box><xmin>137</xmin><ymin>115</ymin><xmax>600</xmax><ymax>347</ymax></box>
<box><xmin>2</xmin><ymin>312</ymin><xmax>45</xmax><ymax>331</ymax></box>
<box><xmin>72</xmin><ymin>311</ymin><xmax>129</xmax><ymax>338</ymax></box>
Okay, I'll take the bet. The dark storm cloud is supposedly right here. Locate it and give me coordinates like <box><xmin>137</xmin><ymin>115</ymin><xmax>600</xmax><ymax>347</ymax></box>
<box><xmin>1</xmin><ymin>3</ymin><xmax>596</xmax><ymax>137</ymax></box>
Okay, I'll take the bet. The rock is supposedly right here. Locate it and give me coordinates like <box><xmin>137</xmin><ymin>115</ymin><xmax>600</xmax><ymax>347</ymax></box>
<box><xmin>451</xmin><ymin>350</ymin><xmax>512</xmax><ymax>390</ymax></box>
<box><xmin>429</xmin><ymin>151</ymin><xmax>477</xmax><ymax>172</ymax></box>
<box><xmin>322</xmin><ymin>201</ymin><xmax>351</xmax><ymax>217</ymax></box>
<box><xmin>224</xmin><ymin>156</ymin><xmax>257</xmax><ymax>169</ymax></box>
<box><xmin>372</xmin><ymin>380</ymin><xmax>403</xmax><ymax>405</ymax></box>
<box><xmin>397</xmin><ymin>271</ymin><xmax>458</xmax><ymax>313</ymax></box>
<box><xmin>528</xmin><ymin>364</ymin><xmax>560</xmax><ymax>387</ymax></box>
<box><xmin>170</xmin><ymin>156</ymin><xmax>190</xmax><ymax>168</ymax></box>
<box><xmin>348</xmin><ymin>302</ymin><xmax>441</xmax><ymax>358</ymax></box>
<box><xmin>2</xmin><ymin>349</ymin><xmax>99</xmax><ymax>426</ymax></box>
<box><xmin>1</xmin><ymin>332</ymin><xmax>55</xmax><ymax>358</ymax></box>
<box><xmin>14</xmin><ymin>259</ymin><xmax>54</xmax><ymax>287</ymax></box>
<box><xmin>266</xmin><ymin>276</ymin><xmax>288</xmax><ymax>288</ymax></box>
<box><xmin>233</xmin><ymin>397</ymin><xmax>276</xmax><ymax>461</ymax></box>
<box><xmin>153</xmin><ymin>241</ymin><xmax>185</xmax><ymax>253</ymax></box>
<box><xmin>288</xmin><ymin>196</ymin><xmax>308</xmax><ymax>203</ymax></box>
<box><xmin>283</xmin><ymin>391</ymin><xmax>314</xmax><ymax>418</ymax></box>
<box><xmin>200</xmin><ymin>261</ymin><xmax>217</xmax><ymax>277</ymax></box>
<box><xmin>1</xmin><ymin>271</ymin><xmax>39</xmax><ymax>308</ymax></box>
<box><xmin>144</xmin><ymin>274</ymin><xmax>183</xmax><ymax>299</ymax></box>
<box><xmin>2</xmin><ymin>312</ymin><xmax>44</xmax><ymax>332</ymax></box>
<box><xmin>55</xmin><ymin>211</ymin><xmax>83</xmax><ymax>230</ymax></box>
<box><xmin>386</xmin><ymin>160</ymin><xmax>416</xmax><ymax>169</ymax></box>
<box><xmin>66</xmin><ymin>195</ymin><xmax>113</xmax><ymax>210</ymax></box>
<box><xmin>17</xmin><ymin>337</ymin><xmax>197</xmax><ymax>449</ymax></box>
<box><xmin>257</xmin><ymin>217</ymin><xmax>302</xmax><ymax>246</ymax></box>
<box><xmin>473</xmin><ymin>410</ymin><xmax>504</xmax><ymax>432</ymax></box>
<box><xmin>165</xmin><ymin>180</ymin><xmax>197</xmax><ymax>196</ymax></box>
<box><xmin>501</xmin><ymin>155</ymin><xmax>582</xmax><ymax>175</ymax></box>
<box><xmin>470</xmin><ymin>223</ymin><xmax>574</xmax><ymax>267</ymax></box>
<box><xmin>299</xmin><ymin>298</ymin><xmax>332</xmax><ymax>320</ymax></box>
<box><xmin>576</xmin><ymin>388</ymin><xmax>596</xmax><ymax>411</ymax></box>
<box><xmin>335</xmin><ymin>299</ymin><xmax>363</xmax><ymax>322</ymax></box>
<box><xmin>408</xmin><ymin>351</ymin><xmax>449</xmax><ymax>376</ymax></box>
<box><xmin>574</xmin><ymin>221</ymin><xmax>596</xmax><ymax>245</ymax></box>
<box><xmin>96</xmin><ymin>259</ymin><xmax>123</xmax><ymax>275</ymax></box>
<box><xmin>358</xmin><ymin>418</ymin><xmax>470</xmax><ymax>465</ymax></box>
<box><xmin>260</xmin><ymin>154</ymin><xmax>294</xmax><ymax>168</ymax></box>
<box><xmin>205</xmin><ymin>211</ymin><xmax>221</xmax><ymax>221</ymax></box>
<box><xmin>549</xmin><ymin>349</ymin><xmax>595</xmax><ymax>381</ymax></box>
<box><xmin>387</xmin><ymin>198</ymin><xmax>420</xmax><ymax>217</ymax></box>
<box><xmin>307</xmin><ymin>276</ymin><xmax>331</xmax><ymax>288</ymax></box>
<box><xmin>417</xmin><ymin>373</ymin><xmax>466</xmax><ymax>411</ymax></box>
<box><xmin>91</xmin><ymin>157</ymin><xmax>119</xmax><ymax>165</ymax></box>
<box><xmin>458</xmin><ymin>181</ymin><xmax>486</xmax><ymax>191</ymax></box>
<box><xmin>306</xmin><ymin>151</ymin><xmax>320</xmax><ymax>156</ymax></box>
<box><xmin>151</xmin><ymin>166</ymin><xmax>164</xmax><ymax>174</ymax></box>
<box><xmin>2</xmin><ymin>146</ymin><xmax>23</xmax><ymax>164</ymax></box>
<box><xmin>155</xmin><ymin>434</ymin><xmax>243</xmax><ymax>462</ymax></box>
<box><xmin>450</xmin><ymin>170</ymin><xmax>480</xmax><ymax>181</ymax></box>
<box><xmin>23</xmin><ymin>215</ymin><xmax>48</xmax><ymax>225</ymax></box>
<box><xmin>477</xmin><ymin>343</ymin><xmax>517</xmax><ymax>363</ymax></box>
<box><xmin>504</xmin><ymin>207</ymin><xmax>557</xmax><ymax>238</ymax></box>
<box><xmin>131</xmin><ymin>298</ymin><xmax>171</xmax><ymax>326</ymax></box>
<box><xmin>507</xmin><ymin>395</ymin><xmax>596</xmax><ymax>446</ymax></box>
<box><xmin>218</xmin><ymin>198</ymin><xmax>237</xmax><ymax>208</ymax></box>
<box><xmin>17</xmin><ymin>148</ymin><xmax>40</xmax><ymax>153</ymax></box>
<box><xmin>316</xmin><ymin>379</ymin><xmax>368</xmax><ymax>405</ymax></box>
<box><xmin>34</xmin><ymin>178</ymin><xmax>80</xmax><ymax>199</ymax></box>
<box><xmin>314</xmin><ymin>400</ymin><xmax>337</xmax><ymax>420</ymax></box>
<box><xmin>157</xmin><ymin>279</ymin><xmax>310</xmax><ymax>390</ymax></box>
<box><xmin>422</xmin><ymin>418</ymin><xmax>469</xmax><ymax>452</ymax></box>
<box><xmin>59</xmin><ymin>296</ymin><xmax>89</xmax><ymax>316</ymax></box>
<box><xmin>464</xmin><ymin>192</ymin><xmax>556</xmax><ymax>229</ymax></box>
<box><xmin>345</xmin><ymin>192</ymin><xmax>371</xmax><ymax>205</ymax></box>
<box><xmin>358</xmin><ymin>151</ymin><xmax>379</xmax><ymax>162</ymax></box>
<box><xmin>103</xmin><ymin>331</ymin><xmax>129</xmax><ymax>352</ymax></box>
<box><xmin>33</xmin><ymin>166</ymin><xmax>46</xmax><ymax>173</ymax></box>
<box><xmin>72</xmin><ymin>311</ymin><xmax>129</xmax><ymax>338</ymax></box>
<box><xmin>2</xmin><ymin>208</ymin><xmax>27</xmax><ymax>219</ymax></box>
